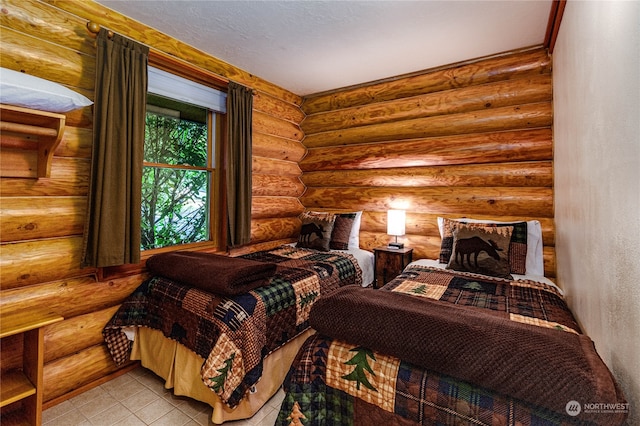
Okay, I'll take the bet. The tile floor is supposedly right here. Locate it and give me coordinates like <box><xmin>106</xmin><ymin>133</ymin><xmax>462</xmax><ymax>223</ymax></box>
<box><xmin>42</xmin><ymin>366</ymin><xmax>284</xmax><ymax>426</ymax></box>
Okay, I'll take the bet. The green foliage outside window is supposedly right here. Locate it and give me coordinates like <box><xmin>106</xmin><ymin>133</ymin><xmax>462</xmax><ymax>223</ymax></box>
<box><xmin>141</xmin><ymin>107</ymin><xmax>211</xmax><ymax>250</ymax></box>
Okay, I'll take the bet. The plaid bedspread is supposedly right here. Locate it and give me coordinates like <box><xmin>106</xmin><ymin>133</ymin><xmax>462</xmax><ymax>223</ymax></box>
<box><xmin>103</xmin><ymin>245</ymin><xmax>362</xmax><ymax>407</ymax></box>
<box><xmin>277</xmin><ymin>265</ymin><xmax>628</xmax><ymax>426</ymax></box>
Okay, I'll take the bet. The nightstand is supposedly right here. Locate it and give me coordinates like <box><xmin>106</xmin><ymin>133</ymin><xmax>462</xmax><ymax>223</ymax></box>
<box><xmin>374</xmin><ymin>246</ymin><xmax>413</xmax><ymax>288</ymax></box>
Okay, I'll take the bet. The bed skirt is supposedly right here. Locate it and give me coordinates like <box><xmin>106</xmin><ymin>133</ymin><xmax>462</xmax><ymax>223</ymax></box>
<box><xmin>130</xmin><ymin>327</ymin><xmax>315</xmax><ymax>424</ymax></box>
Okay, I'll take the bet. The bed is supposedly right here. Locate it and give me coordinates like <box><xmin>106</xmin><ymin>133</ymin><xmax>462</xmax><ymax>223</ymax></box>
<box><xmin>103</xmin><ymin>211</ymin><xmax>374</xmax><ymax>424</ymax></box>
<box><xmin>276</xmin><ymin>218</ymin><xmax>628</xmax><ymax>426</ymax></box>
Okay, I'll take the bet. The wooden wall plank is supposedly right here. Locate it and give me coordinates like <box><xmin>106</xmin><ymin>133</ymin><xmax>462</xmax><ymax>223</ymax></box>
<box><xmin>301</xmin><ymin>161</ymin><xmax>553</xmax><ymax>188</ymax></box>
<box><xmin>302</xmin><ymin>48</ymin><xmax>551</xmax><ymax>114</ymax></box>
<box><xmin>252</xmin><ymin>132</ymin><xmax>307</xmax><ymax>163</ymax></box>
<box><xmin>0</xmin><ymin>196</ymin><xmax>85</xmax><ymax>242</ymax></box>
<box><xmin>303</xmin><ymin>74</ymin><xmax>552</xmax><ymax>134</ymax></box>
<box><xmin>252</xmin><ymin>196</ymin><xmax>304</xmax><ymax>219</ymax></box>
<box><xmin>0</xmin><ymin>274</ymin><xmax>144</xmax><ymax>318</ymax></box>
<box><xmin>43</xmin><ymin>306</ymin><xmax>120</xmax><ymax>363</ymax></box>
<box><xmin>301</xmin><ymin>187</ymin><xmax>553</xmax><ymax>218</ymax></box>
<box><xmin>301</xmin><ymin>129</ymin><xmax>552</xmax><ymax>171</ymax></box>
<box><xmin>0</xmin><ymin>237</ymin><xmax>87</xmax><ymax>289</ymax></box>
<box><xmin>252</xmin><ymin>133</ymin><xmax>307</xmax><ymax>163</ymax></box>
<box><xmin>252</xmin><ymin>175</ymin><xmax>305</xmax><ymax>197</ymax></box>
<box><xmin>0</xmin><ymin>26</ymin><xmax>95</xmax><ymax>91</ymax></box>
<box><xmin>253</xmin><ymin>110</ymin><xmax>303</xmax><ymax>141</ymax></box>
<box><xmin>253</xmin><ymin>157</ymin><xmax>301</xmax><ymax>177</ymax></box>
<box><xmin>0</xmin><ymin>157</ymin><xmax>90</xmax><ymax>197</ymax></box>
<box><xmin>43</xmin><ymin>344</ymin><xmax>127</xmax><ymax>401</ymax></box>
<box><xmin>304</xmin><ymin>102</ymin><xmax>552</xmax><ymax>148</ymax></box>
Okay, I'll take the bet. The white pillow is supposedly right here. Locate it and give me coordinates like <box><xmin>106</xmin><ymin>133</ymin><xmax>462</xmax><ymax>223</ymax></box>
<box><xmin>348</xmin><ymin>211</ymin><xmax>363</xmax><ymax>249</ymax></box>
<box><xmin>437</xmin><ymin>217</ymin><xmax>544</xmax><ymax>276</ymax></box>
<box><xmin>0</xmin><ymin>67</ymin><xmax>93</xmax><ymax>113</ymax></box>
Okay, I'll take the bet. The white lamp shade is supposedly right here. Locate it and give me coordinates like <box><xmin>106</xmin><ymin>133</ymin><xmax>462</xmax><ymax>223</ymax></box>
<box><xmin>387</xmin><ymin>210</ymin><xmax>406</xmax><ymax>236</ymax></box>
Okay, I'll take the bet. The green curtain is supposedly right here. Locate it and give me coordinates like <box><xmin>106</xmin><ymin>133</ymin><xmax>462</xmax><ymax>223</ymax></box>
<box><xmin>81</xmin><ymin>29</ymin><xmax>149</xmax><ymax>267</ymax></box>
<box><xmin>226</xmin><ymin>82</ymin><xmax>253</xmax><ymax>247</ymax></box>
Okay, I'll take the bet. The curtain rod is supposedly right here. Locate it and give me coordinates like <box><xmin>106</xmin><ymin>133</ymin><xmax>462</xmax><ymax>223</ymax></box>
<box><xmin>85</xmin><ymin>21</ymin><xmax>255</xmax><ymax>95</ymax></box>
<box><xmin>87</xmin><ymin>21</ymin><xmax>113</xmax><ymax>38</ymax></box>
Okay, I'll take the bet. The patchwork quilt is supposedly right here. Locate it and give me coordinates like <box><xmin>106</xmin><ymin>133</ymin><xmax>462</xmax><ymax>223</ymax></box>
<box><xmin>277</xmin><ymin>265</ymin><xmax>628</xmax><ymax>426</ymax></box>
<box><xmin>103</xmin><ymin>245</ymin><xmax>362</xmax><ymax>407</ymax></box>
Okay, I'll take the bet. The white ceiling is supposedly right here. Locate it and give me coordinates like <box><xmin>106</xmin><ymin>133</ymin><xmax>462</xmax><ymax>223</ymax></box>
<box><xmin>95</xmin><ymin>1</ymin><xmax>553</xmax><ymax>96</ymax></box>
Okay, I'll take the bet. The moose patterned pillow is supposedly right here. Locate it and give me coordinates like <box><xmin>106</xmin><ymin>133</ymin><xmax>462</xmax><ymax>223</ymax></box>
<box><xmin>297</xmin><ymin>213</ymin><xmax>336</xmax><ymax>252</ymax></box>
<box><xmin>446</xmin><ymin>224</ymin><xmax>513</xmax><ymax>278</ymax></box>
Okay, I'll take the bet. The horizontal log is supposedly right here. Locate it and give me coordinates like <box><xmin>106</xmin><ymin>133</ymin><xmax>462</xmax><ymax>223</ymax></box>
<box><xmin>48</xmin><ymin>0</ymin><xmax>302</xmax><ymax>105</ymax></box>
<box><xmin>0</xmin><ymin>26</ymin><xmax>95</xmax><ymax>91</ymax></box>
<box><xmin>301</xmin><ymin>128</ymin><xmax>551</xmax><ymax>171</ymax></box>
<box><xmin>252</xmin><ymin>175</ymin><xmax>305</xmax><ymax>197</ymax></box>
<box><xmin>253</xmin><ymin>91</ymin><xmax>305</xmax><ymax>125</ymax></box>
<box><xmin>0</xmin><ymin>196</ymin><xmax>86</xmax><ymax>243</ymax></box>
<box><xmin>0</xmin><ymin>0</ymin><xmax>97</xmax><ymax>56</ymax></box>
<box><xmin>253</xmin><ymin>156</ymin><xmax>301</xmax><ymax>177</ymax></box>
<box><xmin>303</xmin><ymin>102</ymin><xmax>552</xmax><ymax>148</ymax></box>
<box><xmin>301</xmin><ymin>161</ymin><xmax>552</xmax><ymax>188</ymax></box>
<box><xmin>44</xmin><ymin>306</ymin><xmax>120</xmax><ymax>363</ymax></box>
<box><xmin>0</xmin><ymin>274</ymin><xmax>144</xmax><ymax>318</ymax></box>
<box><xmin>252</xmin><ymin>132</ymin><xmax>307</xmax><ymax>163</ymax></box>
<box><xmin>0</xmin><ymin>157</ymin><xmax>90</xmax><ymax>197</ymax></box>
<box><xmin>0</xmin><ymin>236</ymin><xmax>89</xmax><ymax>289</ymax></box>
<box><xmin>43</xmin><ymin>343</ymin><xmax>126</xmax><ymax>402</ymax></box>
<box><xmin>303</xmin><ymin>75</ymin><xmax>552</xmax><ymax>134</ymax></box>
<box><xmin>251</xmin><ymin>196</ymin><xmax>304</xmax><ymax>219</ymax></box>
<box><xmin>253</xmin><ymin>110</ymin><xmax>303</xmax><ymax>141</ymax></box>
<box><xmin>303</xmin><ymin>48</ymin><xmax>551</xmax><ymax>114</ymax></box>
<box><xmin>301</xmin><ymin>187</ymin><xmax>553</xmax><ymax>218</ymax></box>
<box><xmin>62</xmin><ymin>105</ymin><xmax>93</xmax><ymax>129</ymax></box>
<box><xmin>251</xmin><ymin>216</ymin><xmax>300</xmax><ymax>243</ymax></box>
<box><xmin>55</xmin><ymin>126</ymin><xmax>92</xmax><ymax>159</ymax></box>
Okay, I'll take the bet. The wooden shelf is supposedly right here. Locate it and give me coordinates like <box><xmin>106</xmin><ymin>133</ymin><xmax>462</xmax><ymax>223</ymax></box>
<box><xmin>0</xmin><ymin>309</ymin><xmax>63</xmax><ymax>425</ymax></box>
<box><xmin>1</xmin><ymin>371</ymin><xmax>36</xmax><ymax>407</ymax></box>
<box><xmin>0</xmin><ymin>104</ymin><xmax>65</xmax><ymax>178</ymax></box>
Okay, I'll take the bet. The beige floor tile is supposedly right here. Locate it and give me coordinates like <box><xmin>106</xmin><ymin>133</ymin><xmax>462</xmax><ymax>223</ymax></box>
<box><xmin>87</xmin><ymin>402</ymin><xmax>132</xmax><ymax>426</ymax></box>
<box><xmin>149</xmin><ymin>407</ymin><xmax>192</xmax><ymax>425</ymax></box>
<box><xmin>42</xmin><ymin>399</ymin><xmax>75</xmax><ymax>424</ymax></box>
<box><xmin>77</xmin><ymin>393</ymin><xmax>119</xmax><ymax>419</ymax></box>
<box><xmin>107</xmin><ymin>378</ymin><xmax>149</xmax><ymax>402</ymax></box>
<box><xmin>43</xmin><ymin>408</ymin><xmax>89</xmax><ymax>426</ymax></box>
<box><xmin>134</xmin><ymin>398</ymin><xmax>175</xmax><ymax>424</ymax></box>
<box><xmin>120</xmin><ymin>387</ymin><xmax>160</xmax><ymax>412</ymax></box>
<box><xmin>70</xmin><ymin>385</ymin><xmax>110</xmax><ymax>408</ymax></box>
<box><xmin>112</xmin><ymin>413</ymin><xmax>147</xmax><ymax>426</ymax></box>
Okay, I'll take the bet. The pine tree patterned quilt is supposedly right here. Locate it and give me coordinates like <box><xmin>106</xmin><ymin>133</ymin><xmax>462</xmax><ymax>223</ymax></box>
<box><xmin>102</xmin><ymin>245</ymin><xmax>362</xmax><ymax>407</ymax></box>
<box><xmin>277</xmin><ymin>265</ymin><xmax>628</xmax><ymax>426</ymax></box>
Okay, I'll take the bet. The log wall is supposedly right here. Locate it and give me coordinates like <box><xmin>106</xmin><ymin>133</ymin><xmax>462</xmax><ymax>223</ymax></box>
<box><xmin>300</xmin><ymin>48</ymin><xmax>556</xmax><ymax>276</ymax></box>
<box><xmin>0</xmin><ymin>0</ymin><xmax>305</xmax><ymax>405</ymax></box>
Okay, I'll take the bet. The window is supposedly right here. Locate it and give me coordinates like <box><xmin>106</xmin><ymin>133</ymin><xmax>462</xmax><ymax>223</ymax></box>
<box><xmin>141</xmin><ymin>66</ymin><xmax>226</xmax><ymax>251</ymax></box>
